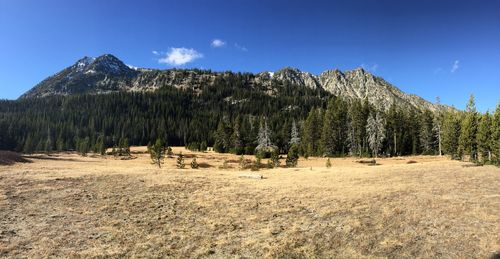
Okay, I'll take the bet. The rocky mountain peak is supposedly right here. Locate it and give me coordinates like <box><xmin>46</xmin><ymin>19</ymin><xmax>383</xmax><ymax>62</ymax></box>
<box><xmin>21</xmin><ymin>54</ymin><xmax>451</xmax><ymax>113</ymax></box>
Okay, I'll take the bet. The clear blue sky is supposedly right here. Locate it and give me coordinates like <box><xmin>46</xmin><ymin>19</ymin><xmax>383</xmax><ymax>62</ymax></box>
<box><xmin>0</xmin><ymin>0</ymin><xmax>499</xmax><ymax>111</ymax></box>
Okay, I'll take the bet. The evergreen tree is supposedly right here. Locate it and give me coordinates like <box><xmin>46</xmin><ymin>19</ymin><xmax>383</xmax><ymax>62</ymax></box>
<box><xmin>320</xmin><ymin>98</ymin><xmax>348</xmax><ymax>157</ymax></box>
<box><xmin>286</xmin><ymin>144</ymin><xmax>299</xmax><ymax>167</ymax></box>
<box><xmin>347</xmin><ymin>99</ymin><xmax>368</xmax><ymax>157</ymax></box>
<box><xmin>458</xmin><ymin>95</ymin><xmax>479</xmax><ymax>161</ymax></box>
<box><xmin>270</xmin><ymin>149</ymin><xmax>280</xmax><ymax>168</ymax></box>
<box><xmin>366</xmin><ymin>112</ymin><xmax>385</xmax><ymax>158</ymax></box>
<box><xmin>289</xmin><ymin>120</ymin><xmax>301</xmax><ymax>146</ymax></box>
<box><xmin>230</xmin><ymin>116</ymin><xmax>244</xmax><ymax>155</ymax></box>
<box><xmin>442</xmin><ymin>111</ymin><xmax>461</xmax><ymax>158</ymax></box>
<box><xmin>302</xmin><ymin>108</ymin><xmax>321</xmax><ymax>157</ymax></box>
<box><xmin>95</xmin><ymin>135</ymin><xmax>106</xmax><ymax>156</ymax></box>
<box><xmin>492</xmin><ymin>102</ymin><xmax>500</xmax><ymax>164</ymax></box>
<box><xmin>255</xmin><ymin>117</ymin><xmax>276</xmax><ymax>154</ymax></box>
<box><xmin>44</xmin><ymin>128</ymin><xmax>53</xmax><ymax>155</ymax></box>
<box><xmin>23</xmin><ymin>134</ymin><xmax>34</xmax><ymax>154</ymax></box>
<box><xmin>214</xmin><ymin>120</ymin><xmax>229</xmax><ymax>153</ymax></box>
<box><xmin>149</xmin><ymin>138</ymin><xmax>165</xmax><ymax>168</ymax></box>
<box><xmin>420</xmin><ymin>110</ymin><xmax>436</xmax><ymax>155</ymax></box>
<box><xmin>326</xmin><ymin>158</ymin><xmax>332</xmax><ymax>168</ymax></box>
<box><xmin>56</xmin><ymin>135</ymin><xmax>65</xmax><ymax>152</ymax></box>
<box><xmin>477</xmin><ymin>112</ymin><xmax>492</xmax><ymax>162</ymax></box>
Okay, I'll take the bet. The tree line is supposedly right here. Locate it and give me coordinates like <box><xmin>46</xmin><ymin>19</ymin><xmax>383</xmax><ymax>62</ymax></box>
<box><xmin>0</xmin><ymin>76</ymin><xmax>498</xmax><ymax>164</ymax></box>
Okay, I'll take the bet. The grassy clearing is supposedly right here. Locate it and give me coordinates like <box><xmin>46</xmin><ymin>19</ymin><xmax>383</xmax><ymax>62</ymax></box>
<box><xmin>0</xmin><ymin>147</ymin><xmax>499</xmax><ymax>258</ymax></box>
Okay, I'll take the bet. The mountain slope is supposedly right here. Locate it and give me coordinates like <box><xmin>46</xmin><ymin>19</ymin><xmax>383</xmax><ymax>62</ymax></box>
<box><xmin>21</xmin><ymin>54</ymin><xmax>448</xmax><ymax>112</ymax></box>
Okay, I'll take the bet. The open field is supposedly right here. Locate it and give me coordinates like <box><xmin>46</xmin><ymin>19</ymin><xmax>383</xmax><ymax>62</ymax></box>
<box><xmin>1</xmin><ymin>147</ymin><xmax>499</xmax><ymax>258</ymax></box>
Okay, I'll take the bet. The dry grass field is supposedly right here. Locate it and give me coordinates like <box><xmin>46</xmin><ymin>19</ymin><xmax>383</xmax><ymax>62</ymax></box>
<box><xmin>0</xmin><ymin>147</ymin><xmax>499</xmax><ymax>258</ymax></box>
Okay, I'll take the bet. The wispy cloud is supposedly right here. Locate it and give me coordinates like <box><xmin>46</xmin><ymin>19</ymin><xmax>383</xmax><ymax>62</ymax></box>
<box><xmin>234</xmin><ymin>43</ymin><xmax>248</xmax><ymax>52</ymax></box>
<box><xmin>211</xmin><ymin>39</ymin><xmax>226</xmax><ymax>48</ymax></box>
<box><xmin>158</xmin><ymin>47</ymin><xmax>203</xmax><ymax>66</ymax></box>
<box><xmin>433</xmin><ymin>67</ymin><xmax>443</xmax><ymax>74</ymax></box>
<box><xmin>451</xmin><ymin>60</ymin><xmax>459</xmax><ymax>73</ymax></box>
<box><xmin>361</xmin><ymin>63</ymin><xmax>378</xmax><ymax>72</ymax></box>
<box><xmin>152</xmin><ymin>50</ymin><xmax>160</xmax><ymax>55</ymax></box>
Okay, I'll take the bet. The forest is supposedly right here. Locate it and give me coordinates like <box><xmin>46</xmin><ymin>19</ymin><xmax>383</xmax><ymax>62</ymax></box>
<box><xmin>0</xmin><ymin>75</ymin><xmax>499</xmax><ymax>164</ymax></box>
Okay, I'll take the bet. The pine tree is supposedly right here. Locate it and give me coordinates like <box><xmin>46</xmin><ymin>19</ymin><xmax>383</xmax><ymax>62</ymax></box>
<box><xmin>214</xmin><ymin>120</ymin><xmax>228</xmax><ymax>153</ymax></box>
<box><xmin>320</xmin><ymin>98</ymin><xmax>348</xmax><ymax>157</ymax></box>
<box><xmin>458</xmin><ymin>95</ymin><xmax>479</xmax><ymax>161</ymax></box>
<box><xmin>270</xmin><ymin>149</ymin><xmax>280</xmax><ymax>168</ymax></box>
<box><xmin>302</xmin><ymin>108</ymin><xmax>321</xmax><ymax>157</ymax></box>
<box><xmin>347</xmin><ymin>99</ymin><xmax>368</xmax><ymax>157</ymax></box>
<box><xmin>230</xmin><ymin>116</ymin><xmax>244</xmax><ymax>155</ymax></box>
<box><xmin>95</xmin><ymin>135</ymin><xmax>106</xmax><ymax>156</ymax></box>
<box><xmin>477</xmin><ymin>112</ymin><xmax>492</xmax><ymax>162</ymax></box>
<box><xmin>492</xmin><ymin>102</ymin><xmax>500</xmax><ymax>164</ymax></box>
<box><xmin>420</xmin><ymin>110</ymin><xmax>436</xmax><ymax>155</ymax></box>
<box><xmin>44</xmin><ymin>128</ymin><xmax>53</xmax><ymax>155</ymax></box>
<box><xmin>255</xmin><ymin>117</ymin><xmax>276</xmax><ymax>155</ymax></box>
<box><xmin>366</xmin><ymin>112</ymin><xmax>385</xmax><ymax>158</ymax></box>
<box><xmin>23</xmin><ymin>135</ymin><xmax>34</xmax><ymax>154</ymax></box>
<box><xmin>289</xmin><ymin>120</ymin><xmax>301</xmax><ymax>146</ymax></box>
<box><xmin>286</xmin><ymin>144</ymin><xmax>299</xmax><ymax>167</ymax></box>
<box><xmin>442</xmin><ymin>111</ymin><xmax>461</xmax><ymax>159</ymax></box>
<box><xmin>149</xmin><ymin>138</ymin><xmax>165</xmax><ymax>168</ymax></box>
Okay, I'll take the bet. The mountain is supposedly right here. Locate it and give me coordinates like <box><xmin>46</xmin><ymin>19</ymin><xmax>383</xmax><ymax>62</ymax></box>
<box><xmin>21</xmin><ymin>54</ymin><xmax>448</xmax><ymax>112</ymax></box>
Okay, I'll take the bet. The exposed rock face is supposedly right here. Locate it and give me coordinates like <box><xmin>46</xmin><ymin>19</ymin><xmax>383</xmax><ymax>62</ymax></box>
<box><xmin>21</xmin><ymin>54</ymin><xmax>449</xmax><ymax>112</ymax></box>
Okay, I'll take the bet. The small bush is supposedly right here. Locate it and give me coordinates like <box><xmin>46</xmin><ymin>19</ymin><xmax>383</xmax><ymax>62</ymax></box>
<box><xmin>190</xmin><ymin>157</ymin><xmax>199</xmax><ymax>169</ymax></box>
<box><xmin>326</xmin><ymin>158</ymin><xmax>332</xmax><ymax>168</ymax></box>
<box><xmin>176</xmin><ymin>153</ymin><xmax>185</xmax><ymax>169</ymax></box>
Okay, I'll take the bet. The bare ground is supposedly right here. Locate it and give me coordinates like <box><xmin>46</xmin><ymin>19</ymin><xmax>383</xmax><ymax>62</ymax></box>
<box><xmin>0</xmin><ymin>147</ymin><xmax>499</xmax><ymax>258</ymax></box>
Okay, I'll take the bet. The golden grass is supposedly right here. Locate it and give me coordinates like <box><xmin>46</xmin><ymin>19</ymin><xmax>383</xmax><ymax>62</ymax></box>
<box><xmin>0</xmin><ymin>147</ymin><xmax>499</xmax><ymax>258</ymax></box>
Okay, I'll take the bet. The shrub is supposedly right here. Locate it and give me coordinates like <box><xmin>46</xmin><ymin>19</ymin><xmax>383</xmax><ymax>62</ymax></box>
<box><xmin>176</xmin><ymin>153</ymin><xmax>185</xmax><ymax>169</ymax></box>
<box><xmin>190</xmin><ymin>157</ymin><xmax>199</xmax><ymax>169</ymax></box>
<box><xmin>326</xmin><ymin>158</ymin><xmax>332</xmax><ymax>168</ymax></box>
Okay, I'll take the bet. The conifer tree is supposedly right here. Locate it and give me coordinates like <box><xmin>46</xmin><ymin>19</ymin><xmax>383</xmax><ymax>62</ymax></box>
<box><xmin>149</xmin><ymin>138</ymin><xmax>165</xmax><ymax>168</ymax></box>
<box><xmin>286</xmin><ymin>144</ymin><xmax>299</xmax><ymax>167</ymax></box>
<box><xmin>230</xmin><ymin>116</ymin><xmax>244</xmax><ymax>155</ymax></box>
<box><xmin>420</xmin><ymin>110</ymin><xmax>436</xmax><ymax>155</ymax></box>
<box><xmin>255</xmin><ymin>117</ymin><xmax>276</xmax><ymax>155</ymax></box>
<box><xmin>492</xmin><ymin>102</ymin><xmax>500</xmax><ymax>164</ymax></box>
<box><xmin>44</xmin><ymin>128</ymin><xmax>53</xmax><ymax>155</ymax></box>
<box><xmin>323</xmin><ymin>98</ymin><xmax>348</xmax><ymax>156</ymax></box>
<box><xmin>442</xmin><ymin>111</ymin><xmax>461</xmax><ymax>158</ymax></box>
<box><xmin>366</xmin><ymin>112</ymin><xmax>385</xmax><ymax>158</ymax></box>
<box><xmin>477</xmin><ymin>112</ymin><xmax>492</xmax><ymax>162</ymax></box>
<box><xmin>289</xmin><ymin>120</ymin><xmax>301</xmax><ymax>145</ymax></box>
<box><xmin>95</xmin><ymin>135</ymin><xmax>106</xmax><ymax>156</ymax></box>
<box><xmin>23</xmin><ymin>135</ymin><xmax>34</xmax><ymax>154</ymax></box>
<box><xmin>458</xmin><ymin>95</ymin><xmax>479</xmax><ymax>161</ymax></box>
<box><xmin>302</xmin><ymin>108</ymin><xmax>321</xmax><ymax>157</ymax></box>
<box><xmin>214</xmin><ymin>120</ymin><xmax>229</xmax><ymax>153</ymax></box>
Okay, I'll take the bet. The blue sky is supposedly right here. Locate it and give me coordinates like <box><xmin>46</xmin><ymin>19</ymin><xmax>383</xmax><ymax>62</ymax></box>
<box><xmin>0</xmin><ymin>0</ymin><xmax>499</xmax><ymax>111</ymax></box>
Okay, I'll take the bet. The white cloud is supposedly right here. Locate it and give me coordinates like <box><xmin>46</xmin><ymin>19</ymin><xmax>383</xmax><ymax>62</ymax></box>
<box><xmin>158</xmin><ymin>47</ymin><xmax>203</xmax><ymax>66</ymax></box>
<box><xmin>211</xmin><ymin>39</ymin><xmax>226</xmax><ymax>48</ymax></box>
<box><xmin>451</xmin><ymin>60</ymin><xmax>459</xmax><ymax>73</ymax></box>
<box><xmin>234</xmin><ymin>43</ymin><xmax>248</xmax><ymax>51</ymax></box>
<box><xmin>152</xmin><ymin>50</ymin><xmax>160</xmax><ymax>55</ymax></box>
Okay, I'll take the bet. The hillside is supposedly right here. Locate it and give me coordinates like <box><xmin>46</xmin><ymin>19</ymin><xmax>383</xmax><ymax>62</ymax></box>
<box><xmin>21</xmin><ymin>54</ymin><xmax>448</xmax><ymax>112</ymax></box>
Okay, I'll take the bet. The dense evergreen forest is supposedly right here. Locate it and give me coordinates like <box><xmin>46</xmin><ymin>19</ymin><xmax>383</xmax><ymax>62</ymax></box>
<box><xmin>0</xmin><ymin>75</ymin><xmax>499</xmax><ymax>164</ymax></box>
